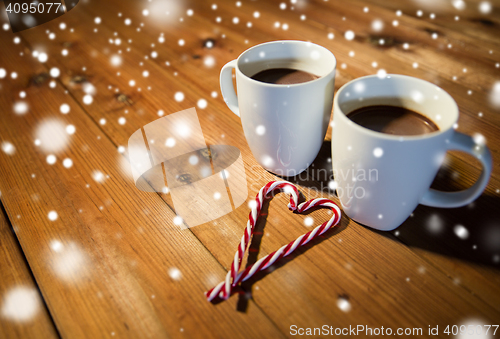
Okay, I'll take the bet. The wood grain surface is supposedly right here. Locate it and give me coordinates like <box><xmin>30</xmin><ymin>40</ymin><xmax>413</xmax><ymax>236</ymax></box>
<box><xmin>0</xmin><ymin>0</ymin><xmax>499</xmax><ymax>338</ymax></box>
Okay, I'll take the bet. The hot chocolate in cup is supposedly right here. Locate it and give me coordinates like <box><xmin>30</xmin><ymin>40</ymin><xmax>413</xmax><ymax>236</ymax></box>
<box><xmin>331</xmin><ymin>74</ymin><xmax>492</xmax><ymax>231</ymax></box>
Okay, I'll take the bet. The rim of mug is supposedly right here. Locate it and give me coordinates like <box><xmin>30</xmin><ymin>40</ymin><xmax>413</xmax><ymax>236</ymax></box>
<box><xmin>235</xmin><ymin>40</ymin><xmax>337</xmax><ymax>87</ymax></box>
<box><xmin>334</xmin><ymin>74</ymin><xmax>459</xmax><ymax>141</ymax></box>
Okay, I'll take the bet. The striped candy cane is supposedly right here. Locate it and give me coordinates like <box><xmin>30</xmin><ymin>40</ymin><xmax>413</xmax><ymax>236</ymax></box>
<box><xmin>205</xmin><ymin>181</ymin><xmax>342</xmax><ymax>302</ymax></box>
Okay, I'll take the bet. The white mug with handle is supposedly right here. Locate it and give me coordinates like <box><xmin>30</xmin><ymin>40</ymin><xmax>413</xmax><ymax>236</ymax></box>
<box><xmin>331</xmin><ymin>74</ymin><xmax>493</xmax><ymax>231</ymax></box>
<box><xmin>220</xmin><ymin>40</ymin><xmax>337</xmax><ymax>176</ymax></box>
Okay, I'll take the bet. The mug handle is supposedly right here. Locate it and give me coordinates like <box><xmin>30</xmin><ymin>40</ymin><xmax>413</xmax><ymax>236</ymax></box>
<box><xmin>220</xmin><ymin>60</ymin><xmax>240</xmax><ymax>117</ymax></box>
<box><xmin>420</xmin><ymin>132</ymin><xmax>492</xmax><ymax>208</ymax></box>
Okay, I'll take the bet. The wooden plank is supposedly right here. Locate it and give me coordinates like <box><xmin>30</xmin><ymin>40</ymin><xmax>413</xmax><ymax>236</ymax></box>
<box><xmin>10</xmin><ymin>0</ymin><xmax>500</xmax><ymax>333</ymax></box>
<box><xmin>0</xmin><ymin>205</ymin><xmax>59</xmax><ymax>339</ymax></box>
<box><xmin>0</xmin><ymin>31</ymin><xmax>284</xmax><ymax>338</ymax></box>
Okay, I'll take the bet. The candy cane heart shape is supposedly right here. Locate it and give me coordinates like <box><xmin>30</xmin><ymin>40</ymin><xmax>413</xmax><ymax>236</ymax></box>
<box><xmin>205</xmin><ymin>181</ymin><xmax>342</xmax><ymax>302</ymax></box>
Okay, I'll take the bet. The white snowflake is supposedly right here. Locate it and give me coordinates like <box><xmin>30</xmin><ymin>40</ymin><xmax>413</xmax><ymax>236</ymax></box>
<box><xmin>262</xmin><ymin>155</ymin><xmax>274</xmax><ymax>167</ymax></box>
<box><xmin>38</xmin><ymin>53</ymin><xmax>48</xmax><ymax>63</ymax></box>
<box><xmin>50</xmin><ymin>240</ymin><xmax>63</xmax><ymax>252</ymax></box>
<box><xmin>92</xmin><ymin>170</ymin><xmax>105</xmax><ymax>183</ymax></box>
<box><xmin>371</xmin><ymin>19</ymin><xmax>384</xmax><ymax>32</ymax></box>
<box><xmin>51</xmin><ymin>242</ymin><xmax>88</xmax><ymax>282</ymax></box>
<box><xmin>168</xmin><ymin>267</ymin><xmax>182</xmax><ymax>280</ymax></box>
<box><xmin>110</xmin><ymin>55</ymin><xmax>122</xmax><ymax>66</ymax></box>
<box><xmin>197</xmin><ymin>99</ymin><xmax>207</xmax><ymax>109</ymax></box>
<box><xmin>46</xmin><ymin>154</ymin><xmax>57</xmax><ymax>165</ymax></box>
<box><xmin>454</xmin><ymin>225</ymin><xmax>469</xmax><ymax>239</ymax></box>
<box><xmin>373</xmin><ymin>147</ymin><xmax>383</xmax><ymax>157</ymax></box>
<box><xmin>189</xmin><ymin>155</ymin><xmax>199</xmax><ymax>165</ymax></box>
<box><xmin>173</xmin><ymin>216</ymin><xmax>183</xmax><ymax>226</ymax></box>
<box><xmin>255</xmin><ymin>125</ymin><xmax>266</xmax><ymax>135</ymax></box>
<box><xmin>489</xmin><ymin>81</ymin><xmax>500</xmax><ymax>108</ymax></box>
<box><xmin>337</xmin><ymin>297</ymin><xmax>351</xmax><ymax>312</ymax></box>
<box><xmin>203</xmin><ymin>55</ymin><xmax>215</xmax><ymax>68</ymax></box>
<box><xmin>304</xmin><ymin>217</ymin><xmax>314</xmax><ymax>227</ymax></box>
<box><xmin>377</xmin><ymin>69</ymin><xmax>387</xmax><ymax>78</ymax></box>
<box><xmin>165</xmin><ymin>138</ymin><xmax>176</xmax><ymax>147</ymax></box>
<box><xmin>36</xmin><ymin>119</ymin><xmax>69</xmax><ymax>152</ymax></box>
<box><xmin>479</xmin><ymin>1</ymin><xmax>492</xmax><ymax>14</ymax></box>
<box><xmin>64</xmin><ymin>125</ymin><xmax>75</xmax><ymax>135</ymax></box>
<box><xmin>83</xmin><ymin>95</ymin><xmax>93</xmax><ymax>105</ymax></box>
<box><xmin>63</xmin><ymin>158</ymin><xmax>73</xmax><ymax>168</ymax></box>
<box><xmin>472</xmin><ymin>133</ymin><xmax>486</xmax><ymax>146</ymax></box>
<box><xmin>426</xmin><ymin>214</ymin><xmax>444</xmax><ymax>234</ymax></box>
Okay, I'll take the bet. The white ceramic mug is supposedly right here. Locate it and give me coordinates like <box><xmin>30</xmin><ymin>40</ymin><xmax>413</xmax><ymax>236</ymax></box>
<box><xmin>220</xmin><ymin>40</ymin><xmax>336</xmax><ymax>175</ymax></box>
<box><xmin>331</xmin><ymin>74</ymin><xmax>493</xmax><ymax>231</ymax></box>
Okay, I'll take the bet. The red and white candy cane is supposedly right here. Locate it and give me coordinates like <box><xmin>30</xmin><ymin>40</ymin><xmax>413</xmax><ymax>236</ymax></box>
<box><xmin>205</xmin><ymin>181</ymin><xmax>342</xmax><ymax>302</ymax></box>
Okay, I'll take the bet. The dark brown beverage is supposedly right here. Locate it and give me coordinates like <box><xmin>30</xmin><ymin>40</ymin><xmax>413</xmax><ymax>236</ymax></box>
<box><xmin>346</xmin><ymin>105</ymin><xmax>439</xmax><ymax>136</ymax></box>
<box><xmin>250</xmin><ymin>68</ymin><xmax>319</xmax><ymax>85</ymax></box>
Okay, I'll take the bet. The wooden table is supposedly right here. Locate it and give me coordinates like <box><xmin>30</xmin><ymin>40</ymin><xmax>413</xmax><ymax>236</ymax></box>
<box><xmin>1</xmin><ymin>0</ymin><xmax>499</xmax><ymax>337</ymax></box>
